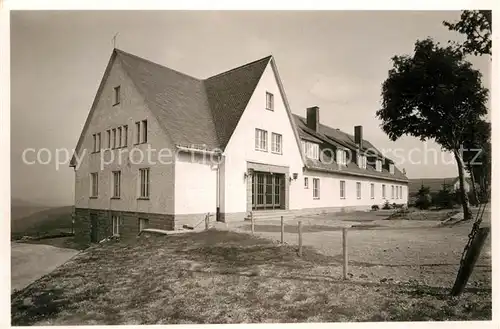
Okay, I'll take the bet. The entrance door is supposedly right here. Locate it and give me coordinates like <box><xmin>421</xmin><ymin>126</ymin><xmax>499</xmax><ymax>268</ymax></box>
<box><xmin>252</xmin><ymin>172</ymin><xmax>283</xmax><ymax>210</ymax></box>
<box><xmin>90</xmin><ymin>213</ymin><xmax>98</xmax><ymax>243</ymax></box>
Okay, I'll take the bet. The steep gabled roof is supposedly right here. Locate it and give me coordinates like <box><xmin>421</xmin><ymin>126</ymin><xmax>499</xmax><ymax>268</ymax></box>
<box><xmin>71</xmin><ymin>50</ymin><xmax>274</xmax><ymax>166</ymax></box>
<box><xmin>116</xmin><ymin>49</ymin><xmax>220</xmax><ymax>149</ymax></box>
<box><xmin>204</xmin><ymin>56</ymin><xmax>272</xmax><ymax>149</ymax></box>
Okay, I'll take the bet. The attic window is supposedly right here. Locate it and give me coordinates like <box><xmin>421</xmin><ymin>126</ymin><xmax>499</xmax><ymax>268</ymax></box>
<box><xmin>266</xmin><ymin>92</ymin><xmax>274</xmax><ymax>111</ymax></box>
<box><xmin>376</xmin><ymin>160</ymin><xmax>382</xmax><ymax>172</ymax></box>
<box><xmin>389</xmin><ymin>163</ymin><xmax>395</xmax><ymax>174</ymax></box>
<box><xmin>113</xmin><ymin>86</ymin><xmax>121</xmax><ymax>105</ymax></box>
<box><xmin>336</xmin><ymin>149</ymin><xmax>347</xmax><ymax>166</ymax></box>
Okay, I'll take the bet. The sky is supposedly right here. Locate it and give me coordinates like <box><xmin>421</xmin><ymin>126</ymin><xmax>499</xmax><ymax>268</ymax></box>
<box><xmin>10</xmin><ymin>10</ymin><xmax>491</xmax><ymax>206</ymax></box>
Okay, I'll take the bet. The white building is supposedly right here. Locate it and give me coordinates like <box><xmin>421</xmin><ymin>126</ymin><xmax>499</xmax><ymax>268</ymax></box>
<box><xmin>70</xmin><ymin>49</ymin><xmax>408</xmax><ymax>243</ymax></box>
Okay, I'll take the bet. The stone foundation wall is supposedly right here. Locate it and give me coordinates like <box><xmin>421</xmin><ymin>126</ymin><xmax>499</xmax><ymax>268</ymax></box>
<box><xmin>74</xmin><ymin>208</ymin><xmax>174</xmax><ymax>244</ymax></box>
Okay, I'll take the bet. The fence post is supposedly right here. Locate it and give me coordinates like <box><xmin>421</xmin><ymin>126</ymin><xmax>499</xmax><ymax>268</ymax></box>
<box><xmin>205</xmin><ymin>213</ymin><xmax>209</xmax><ymax>231</ymax></box>
<box><xmin>298</xmin><ymin>220</ymin><xmax>303</xmax><ymax>257</ymax></box>
<box><xmin>343</xmin><ymin>227</ymin><xmax>348</xmax><ymax>280</ymax></box>
<box><xmin>281</xmin><ymin>216</ymin><xmax>284</xmax><ymax>244</ymax></box>
<box><xmin>251</xmin><ymin>212</ymin><xmax>255</xmax><ymax>235</ymax></box>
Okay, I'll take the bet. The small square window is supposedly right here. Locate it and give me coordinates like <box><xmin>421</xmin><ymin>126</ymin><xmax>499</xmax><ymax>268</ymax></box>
<box><xmin>304</xmin><ymin>177</ymin><xmax>309</xmax><ymax>189</ymax></box>
<box><xmin>113</xmin><ymin>86</ymin><xmax>121</xmax><ymax>105</ymax></box>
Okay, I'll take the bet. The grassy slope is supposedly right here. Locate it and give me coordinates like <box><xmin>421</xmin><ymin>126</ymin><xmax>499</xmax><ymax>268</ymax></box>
<box><xmin>11</xmin><ymin>206</ymin><xmax>74</xmax><ymax>240</ymax></box>
<box><xmin>11</xmin><ymin>230</ymin><xmax>491</xmax><ymax>325</ymax></box>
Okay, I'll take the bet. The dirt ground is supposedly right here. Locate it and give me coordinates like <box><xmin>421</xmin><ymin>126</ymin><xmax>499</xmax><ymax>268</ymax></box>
<box><xmin>11</xmin><ymin>243</ymin><xmax>79</xmax><ymax>293</ymax></box>
<box><xmin>231</xmin><ymin>209</ymin><xmax>491</xmax><ymax>288</ymax></box>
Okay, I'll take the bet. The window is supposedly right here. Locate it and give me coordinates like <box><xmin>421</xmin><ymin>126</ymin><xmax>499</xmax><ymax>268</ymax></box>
<box><xmin>337</xmin><ymin>149</ymin><xmax>347</xmax><ymax>166</ymax></box>
<box><xmin>389</xmin><ymin>163</ymin><xmax>395</xmax><ymax>174</ymax></box>
<box><xmin>376</xmin><ymin>160</ymin><xmax>382</xmax><ymax>172</ymax></box>
<box><xmin>107</xmin><ymin>130</ymin><xmax>111</xmax><ymax>148</ymax></box>
<box><xmin>340</xmin><ymin>180</ymin><xmax>346</xmax><ymax>199</ymax></box>
<box><xmin>139</xmin><ymin>218</ymin><xmax>149</xmax><ymax>231</ymax></box>
<box><xmin>391</xmin><ymin>185</ymin><xmax>395</xmax><ymax>199</ymax></box>
<box><xmin>112</xmin><ymin>128</ymin><xmax>117</xmax><ymax>149</ymax></box>
<box><xmin>313</xmin><ymin>178</ymin><xmax>320</xmax><ymax>199</ymax></box>
<box><xmin>92</xmin><ymin>134</ymin><xmax>97</xmax><ymax>153</ymax></box>
<box><xmin>135</xmin><ymin>121</ymin><xmax>141</xmax><ymax>144</ymax></box>
<box><xmin>112</xmin><ymin>171</ymin><xmax>121</xmax><ymax>198</ymax></box>
<box><xmin>396</xmin><ymin>185</ymin><xmax>399</xmax><ymax>199</ymax></box>
<box><xmin>90</xmin><ymin>172</ymin><xmax>98</xmax><ymax>197</ymax></box>
<box><xmin>304</xmin><ymin>177</ymin><xmax>309</xmax><ymax>189</ymax></box>
<box><xmin>356</xmin><ymin>182</ymin><xmax>361</xmax><ymax>199</ymax></box>
<box><xmin>139</xmin><ymin>168</ymin><xmax>150</xmax><ymax>198</ymax></box>
<box><xmin>266</xmin><ymin>92</ymin><xmax>274</xmax><ymax>111</ymax></box>
<box><xmin>113</xmin><ymin>86</ymin><xmax>121</xmax><ymax>105</ymax></box>
<box><xmin>142</xmin><ymin>120</ymin><xmax>148</xmax><ymax>143</ymax></box>
<box><xmin>123</xmin><ymin>125</ymin><xmax>128</xmax><ymax>147</ymax></box>
<box><xmin>117</xmin><ymin>127</ymin><xmax>122</xmax><ymax>148</ymax></box>
<box><xmin>400</xmin><ymin>186</ymin><xmax>403</xmax><ymax>199</ymax></box>
<box><xmin>302</xmin><ymin>140</ymin><xmax>319</xmax><ymax>160</ymax></box>
<box><xmin>370</xmin><ymin>183</ymin><xmax>375</xmax><ymax>199</ymax></box>
<box><xmin>358</xmin><ymin>154</ymin><xmax>367</xmax><ymax>169</ymax></box>
<box><xmin>92</xmin><ymin>133</ymin><xmax>101</xmax><ymax>153</ymax></box>
<box><xmin>255</xmin><ymin>129</ymin><xmax>268</xmax><ymax>151</ymax></box>
<box><xmin>271</xmin><ymin>133</ymin><xmax>282</xmax><ymax>154</ymax></box>
<box><xmin>136</xmin><ymin>120</ymin><xmax>148</xmax><ymax>144</ymax></box>
<box><xmin>112</xmin><ymin>216</ymin><xmax>120</xmax><ymax>236</ymax></box>
<box><xmin>382</xmin><ymin>184</ymin><xmax>386</xmax><ymax>199</ymax></box>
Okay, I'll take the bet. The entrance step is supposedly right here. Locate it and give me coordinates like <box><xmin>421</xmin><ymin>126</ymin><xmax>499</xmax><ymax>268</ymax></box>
<box><xmin>247</xmin><ymin>210</ymin><xmax>297</xmax><ymax>221</ymax></box>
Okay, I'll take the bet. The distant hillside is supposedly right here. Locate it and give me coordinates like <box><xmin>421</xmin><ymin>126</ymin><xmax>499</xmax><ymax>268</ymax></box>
<box><xmin>11</xmin><ymin>205</ymin><xmax>74</xmax><ymax>240</ymax></box>
<box><xmin>11</xmin><ymin>198</ymin><xmax>51</xmax><ymax>220</ymax></box>
<box><xmin>408</xmin><ymin>177</ymin><xmax>472</xmax><ymax>196</ymax></box>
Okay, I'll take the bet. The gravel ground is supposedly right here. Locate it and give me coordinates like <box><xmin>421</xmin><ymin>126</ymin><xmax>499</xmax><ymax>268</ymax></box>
<box><xmin>229</xmin><ymin>214</ymin><xmax>491</xmax><ymax>288</ymax></box>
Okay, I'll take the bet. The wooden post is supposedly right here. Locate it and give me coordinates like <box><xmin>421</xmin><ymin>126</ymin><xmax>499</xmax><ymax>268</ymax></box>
<box><xmin>342</xmin><ymin>227</ymin><xmax>348</xmax><ymax>280</ymax></box>
<box><xmin>281</xmin><ymin>216</ymin><xmax>284</xmax><ymax>244</ymax></box>
<box><xmin>251</xmin><ymin>212</ymin><xmax>254</xmax><ymax>235</ymax></box>
<box><xmin>451</xmin><ymin>227</ymin><xmax>490</xmax><ymax>296</ymax></box>
<box><xmin>298</xmin><ymin>220</ymin><xmax>303</xmax><ymax>257</ymax></box>
<box><xmin>205</xmin><ymin>213</ymin><xmax>209</xmax><ymax>231</ymax></box>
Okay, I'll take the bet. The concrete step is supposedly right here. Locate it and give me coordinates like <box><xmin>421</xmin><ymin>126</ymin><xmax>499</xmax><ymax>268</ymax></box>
<box><xmin>247</xmin><ymin>210</ymin><xmax>297</xmax><ymax>221</ymax></box>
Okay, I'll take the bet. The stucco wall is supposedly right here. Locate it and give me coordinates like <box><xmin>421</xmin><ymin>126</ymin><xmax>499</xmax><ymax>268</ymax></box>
<box><xmin>74</xmin><ymin>58</ymin><xmax>175</xmax><ymax>215</ymax></box>
<box><xmin>222</xmin><ymin>61</ymin><xmax>305</xmax><ymax>214</ymax></box>
<box><xmin>301</xmin><ymin>170</ymin><xmax>408</xmax><ymax>209</ymax></box>
<box><xmin>174</xmin><ymin>152</ymin><xmax>217</xmax><ymax>215</ymax></box>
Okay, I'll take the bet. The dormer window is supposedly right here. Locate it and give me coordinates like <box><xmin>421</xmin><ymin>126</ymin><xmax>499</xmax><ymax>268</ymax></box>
<box><xmin>389</xmin><ymin>163</ymin><xmax>395</xmax><ymax>174</ymax></box>
<box><xmin>358</xmin><ymin>154</ymin><xmax>367</xmax><ymax>169</ymax></box>
<box><xmin>113</xmin><ymin>86</ymin><xmax>121</xmax><ymax>105</ymax></box>
<box><xmin>301</xmin><ymin>140</ymin><xmax>319</xmax><ymax>160</ymax></box>
<box><xmin>376</xmin><ymin>159</ymin><xmax>382</xmax><ymax>172</ymax></box>
<box><xmin>336</xmin><ymin>149</ymin><xmax>347</xmax><ymax>166</ymax></box>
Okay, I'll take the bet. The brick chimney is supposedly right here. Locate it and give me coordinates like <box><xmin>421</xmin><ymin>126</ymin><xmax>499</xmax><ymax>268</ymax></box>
<box><xmin>306</xmin><ymin>106</ymin><xmax>320</xmax><ymax>132</ymax></box>
<box><xmin>354</xmin><ymin>125</ymin><xmax>363</xmax><ymax>149</ymax></box>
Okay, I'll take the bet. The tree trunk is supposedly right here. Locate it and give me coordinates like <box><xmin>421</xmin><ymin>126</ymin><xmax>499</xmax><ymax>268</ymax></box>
<box><xmin>454</xmin><ymin>150</ymin><xmax>472</xmax><ymax>220</ymax></box>
<box><xmin>467</xmin><ymin>163</ymin><xmax>480</xmax><ymax>206</ymax></box>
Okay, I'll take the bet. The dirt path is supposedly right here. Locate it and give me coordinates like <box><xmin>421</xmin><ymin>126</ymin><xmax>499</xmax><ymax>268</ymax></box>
<box><xmin>11</xmin><ymin>242</ymin><xmax>79</xmax><ymax>293</ymax></box>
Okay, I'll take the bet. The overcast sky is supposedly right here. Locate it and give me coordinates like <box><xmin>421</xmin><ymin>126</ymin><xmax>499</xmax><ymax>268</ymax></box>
<box><xmin>10</xmin><ymin>10</ymin><xmax>491</xmax><ymax>206</ymax></box>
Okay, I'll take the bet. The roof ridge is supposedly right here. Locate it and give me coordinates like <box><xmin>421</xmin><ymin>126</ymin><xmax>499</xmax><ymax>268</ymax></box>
<box><xmin>204</xmin><ymin>55</ymin><xmax>273</xmax><ymax>80</ymax></box>
<box><xmin>114</xmin><ymin>48</ymin><xmax>202</xmax><ymax>82</ymax></box>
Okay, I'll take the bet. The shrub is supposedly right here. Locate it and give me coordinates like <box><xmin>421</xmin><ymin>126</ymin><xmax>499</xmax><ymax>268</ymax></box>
<box><xmin>434</xmin><ymin>186</ymin><xmax>456</xmax><ymax>209</ymax></box>
<box><xmin>416</xmin><ymin>185</ymin><xmax>432</xmax><ymax>210</ymax></box>
<box><xmin>382</xmin><ymin>200</ymin><xmax>392</xmax><ymax>210</ymax></box>
<box><xmin>371</xmin><ymin>205</ymin><xmax>380</xmax><ymax>211</ymax></box>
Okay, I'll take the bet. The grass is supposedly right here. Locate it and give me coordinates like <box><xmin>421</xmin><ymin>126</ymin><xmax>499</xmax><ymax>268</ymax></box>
<box><xmin>11</xmin><ymin>230</ymin><xmax>491</xmax><ymax>325</ymax></box>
